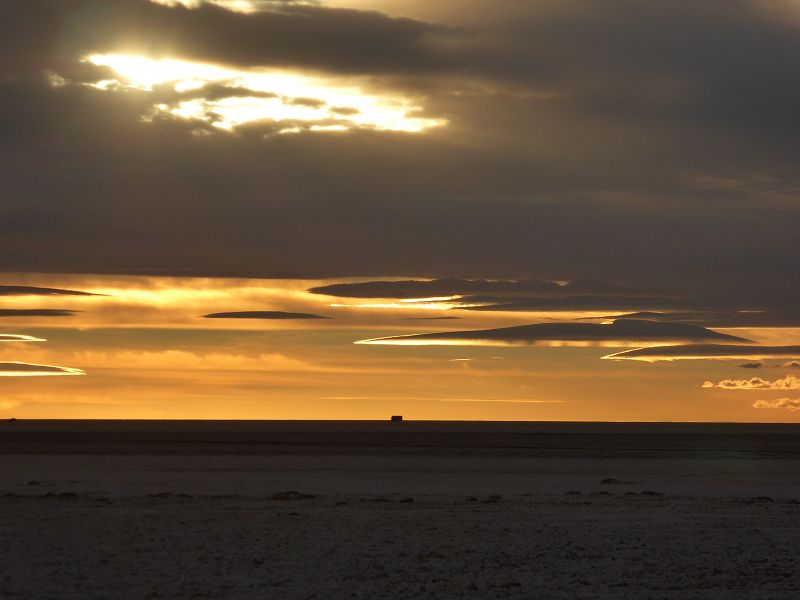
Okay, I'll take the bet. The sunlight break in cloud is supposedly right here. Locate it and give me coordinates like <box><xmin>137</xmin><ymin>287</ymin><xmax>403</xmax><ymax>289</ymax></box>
<box><xmin>148</xmin><ymin>0</ymin><xmax>302</xmax><ymax>12</ymax></box>
<box><xmin>702</xmin><ymin>375</ymin><xmax>800</xmax><ymax>390</ymax></box>
<box><xmin>85</xmin><ymin>54</ymin><xmax>446</xmax><ymax>134</ymax></box>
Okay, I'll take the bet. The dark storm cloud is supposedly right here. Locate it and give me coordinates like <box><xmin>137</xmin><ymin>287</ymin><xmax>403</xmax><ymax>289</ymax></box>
<box><xmin>739</xmin><ymin>362</ymin><xmax>763</xmax><ymax>370</ymax></box>
<box><xmin>1</xmin><ymin>0</ymin><xmax>800</xmax><ymax>313</ymax></box>
<box><xmin>0</xmin><ymin>0</ymin><xmax>450</xmax><ymax>77</ymax></box>
<box><xmin>0</xmin><ymin>286</ymin><xmax>97</xmax><ymax>296</ymax></box>
<box><xmin>357</xmin><ymin>319</ymin><xmax>749</xmax><ymax>346</ymax></box>
<box><xmin>0</xmin><ymin>309</ymin><xmax>77</xmax><ymax>317</ymax></box>
<box><xmin>203</xmin><ymin>311</ymin><xmax>329</xmax><ymax>319</ymax></box>
<box><xmin>605</xmin><ymin>345</ymin><xmax>800</xmax><ymax>362</ymax></box>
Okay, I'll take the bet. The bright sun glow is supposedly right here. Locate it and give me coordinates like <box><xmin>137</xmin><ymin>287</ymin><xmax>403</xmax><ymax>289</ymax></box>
<box><xmin>148</xmin><ymin>0</ymin><xmax>284</xmax><ymax>12</ymax></box>
<box><xmin>85</xmin><ymin>53</ymin><xmax>446</xmax><ymax>134</ymax></box>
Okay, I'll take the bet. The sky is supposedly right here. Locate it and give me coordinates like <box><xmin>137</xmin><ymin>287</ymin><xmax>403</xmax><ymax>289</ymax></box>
<box><xmin>2</xmin><ymin>0</ymin><xmax>800</xmax><ymax>421</ymax></box>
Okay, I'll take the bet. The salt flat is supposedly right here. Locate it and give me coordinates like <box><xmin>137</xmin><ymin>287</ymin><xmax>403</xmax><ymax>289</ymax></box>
<box><xmin>2</xmin><ymin>421</ymin><xmax>800</xmax><ymax>599</ymax></box>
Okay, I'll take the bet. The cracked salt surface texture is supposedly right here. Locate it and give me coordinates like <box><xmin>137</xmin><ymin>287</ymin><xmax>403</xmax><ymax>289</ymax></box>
<box><xmin>2</xmin><ymin>422</ymin><xmax>800</xmax><ymax>599</ymax></box>
<box><xmin>2</xmin><ymin>492</ymin><xmax>799</xmax><ymax>599</ymax></box>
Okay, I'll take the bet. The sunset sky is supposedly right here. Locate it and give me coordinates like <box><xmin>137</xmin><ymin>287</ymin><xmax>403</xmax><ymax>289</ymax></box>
<box><xmin>2</xmin><ymin>0</ymin><xmax>800</xmax><ymax>420</ymax></box>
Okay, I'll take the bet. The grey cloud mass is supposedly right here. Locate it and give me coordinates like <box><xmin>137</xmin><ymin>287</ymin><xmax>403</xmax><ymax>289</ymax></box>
<box><xmin>1</xmin><ymin>0</ymin><xmax>799</xmax><ymax>314</ymax></box>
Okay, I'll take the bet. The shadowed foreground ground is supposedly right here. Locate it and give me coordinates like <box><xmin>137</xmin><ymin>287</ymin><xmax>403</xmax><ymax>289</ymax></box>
<box><xmin>2</xmin><ymin>421</ymin><xmax>800</xmax><ymax>599</ymax></box>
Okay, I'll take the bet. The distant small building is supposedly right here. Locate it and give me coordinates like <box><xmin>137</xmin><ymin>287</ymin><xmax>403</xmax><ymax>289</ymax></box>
<box><xmin>390</xmin><ymin>415</ymin><xmax>403</xmax><ymax>422</ymax></box>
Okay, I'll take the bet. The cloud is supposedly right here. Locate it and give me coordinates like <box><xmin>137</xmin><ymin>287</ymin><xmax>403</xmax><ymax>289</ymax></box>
<box><xmin>778</xmin><ymin>361</ymin><xmax>800</xmax><ymax>369</ymax></box>
<box><xmin>595</xmin><ymin>310</ymin><xmax>800</xmax><ymax>328</ymax></box>
<box><xmin>461</xmin><ymin>295</ymin><xmax>691</xmax><ymax>313</ymax></box>
<box><xmin>61</xmin><ymin>349</ymin><xmax>326</xmax><ymax>372</ymax></box>
<box><xmin>0</xmin><ymin>285</ymin><xmax>99</xmax><ymax>296</ymax></box>
<box><xmin>402</xmin><ymin>316</ymin><xmax>461</xmax><ymax>320</ymax></box>
<box><xmin>702</xmin><ymin>375</ymin><xmax>800</xmax><ymax>390</ymax></box>
<box><xmin>605</xmin><ymin>345</ymin><xmax>800</xmax><ymax>362</ymax></box>
<box><xmin>0</xmin><ymin>309</ymin><xmax>77</xmax><ymax>318</ymax></box>
<box><xmin>309</xmin><ymin>277</ymin><xmax>674</xmax><ymax>299</ymax></box>
<box><xmin>0</xmin><ymin>334</ymin><xmax>46</xmax><ymax>342</ymax></box>
<box><xmin>203</xmin><ymin>310</ymin><xmax>329</xmax><ymax>319</ymax></box>
<box><xmin>0</xmin><ymin>361</ymin><xmax>84</xmax><ymax>376</ymax></box>
<box><xmin>753</xmin><ymin>398</ymin><xmax>800</xmax><ymax>412</ymax></box>
<box><xmin>357</xmin><ymin>318</ymin><xmax>749</xmax><ymax>346</ymax></box>
<box><xmin>312</xmin><ymin>282</ymin><xmax>800</xmax><ymax>322</ymax></box>
<box><xmin>738</xmin><ymin>362</ymin><xmax>763</xmax><ymax>369</ymax></box>
<box><xmin>5</xmin><ymin>0</ymin><xmax>451</xmax><ymax>77</ymax></box>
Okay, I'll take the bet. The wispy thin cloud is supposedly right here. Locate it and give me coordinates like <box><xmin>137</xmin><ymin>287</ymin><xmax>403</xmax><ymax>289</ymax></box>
<box><xmin>0</xmin><ymin>361</ymin><xmax>85</xmax><ymax>377</ymax></box>
<box><xmin>604</xmin><ymin>345</ymin><xmax>800</xmax><ymax>362</ymax></box>
<box><xmin>0</xmin><ymin>334</ymin><xmax>46</xmax><ymax>342</ymax></box>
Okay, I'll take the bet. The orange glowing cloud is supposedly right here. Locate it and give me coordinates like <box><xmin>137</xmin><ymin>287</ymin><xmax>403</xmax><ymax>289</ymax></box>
<box><xmin>753</xmin><ymin>398</ymin><xmax>800</xmax><ymax>412</ymax></box>
<box><xmin>702</xmin><ymin>375</ymin><xmax>800</xmax><ymax>390</ymax></box>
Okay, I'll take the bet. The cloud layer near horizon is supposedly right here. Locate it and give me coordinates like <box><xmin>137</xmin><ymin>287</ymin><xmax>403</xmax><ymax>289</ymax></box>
<box><xmin>0</xmin><ymin>286</ymin><xmax>99</xmax><ymax>297</ymax></box>
<box><xmin>204</xmin><ymin>310</ymin><xmax>329</xmax><ymax>319</ymax></box>
<box><xmin>753</xmin><ymin>398</ymin><xmax>800</xmax><ymax>412</ymax></box>
<box><xmin>357</xmin><ymin>319</ymin><xmax>749</xmax><ymax>346</ymax></box>
<box><xmin>605</xmin><ymin>345</ymin><xmax>800</xmax><ymax>362</ymax></box>
<box><xmin>0</xmin><ymin>334</ymin><xmax>46</xmax><ymax>343</ymax></box>
<box><xmin>703</xmin><ymin>375</ymin><xmax>800</xmax><ymax>390</ymax></box>
<box><xmin>0</xmin><ymin>361</ymin><xmax>84</xmax><ymax>376</ymax></box>
<box><xmin>0</xmin><ymin>309</ymin><xmax>77</xmax><ymax>318</ymax></box>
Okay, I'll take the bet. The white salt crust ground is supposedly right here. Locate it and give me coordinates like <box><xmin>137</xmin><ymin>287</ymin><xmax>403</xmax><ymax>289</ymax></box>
<box><xmin>2</xmin><ymin>453</ymin><xmax>800</xmax><ymax>599</ymax></box>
